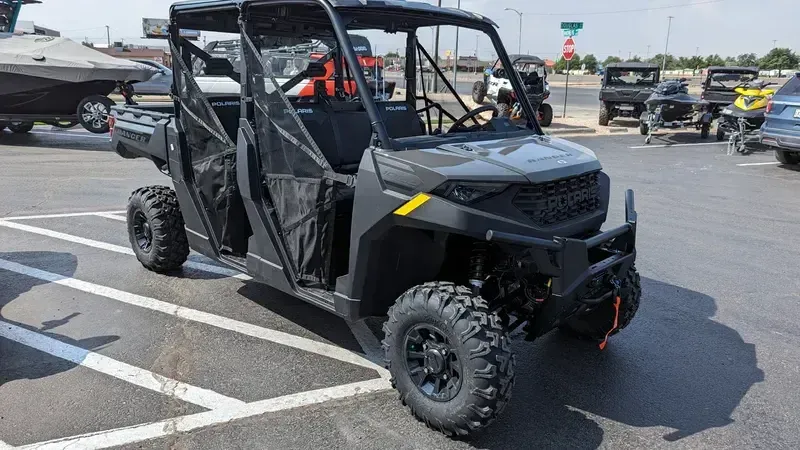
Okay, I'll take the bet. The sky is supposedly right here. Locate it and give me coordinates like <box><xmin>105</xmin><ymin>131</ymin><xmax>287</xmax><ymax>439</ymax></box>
<box><xmin>17</xmin><ymin>0</ymin><xmax>800</xmax><ymax>61</ymax></box>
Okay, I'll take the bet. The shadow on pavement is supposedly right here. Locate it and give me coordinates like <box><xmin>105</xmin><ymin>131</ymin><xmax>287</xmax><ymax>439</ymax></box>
<box><xmin>473</xmin><ymin>277</ymin><xmax>763</xmax><ymax>448</ymax></box>
<box><xmin>0</xmin><ymin>251</ymin><xmax>120</xmax><ymax>386</ymax></box>
<box><xmin>0</xmin><ymin>130</ymin><xmax>110</xmax><ymax>152</ymax></box>
<box><xmin>235</xmin><ymin>281</ymin><xmax>365</xmax><ymax>354</ymax></box>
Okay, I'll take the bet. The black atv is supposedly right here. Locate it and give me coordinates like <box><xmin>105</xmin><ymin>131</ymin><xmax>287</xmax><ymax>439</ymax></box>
<box><xmin>111</xmin><ymin>0</ymin><xmax>641</xmax><ymax>437</ymax></box>
<box><xmin>599</xmin><ymin>62</ymin><xmax>660</xmax><ymax>126</ymax></box>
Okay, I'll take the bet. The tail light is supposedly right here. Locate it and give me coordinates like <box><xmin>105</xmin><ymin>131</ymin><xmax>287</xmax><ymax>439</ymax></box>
<box><xmin>108</xmin><ymin>115</ymin><xmax>115</xmax><ymax>136</ymax></box>
<box><xmin>766</xmin><ymin>100</ymin><xmax>773</xmax><ymax>114</ymax></box>
<box><xmin>510</xmin><ymin>91</ymin><xmax>517</xmax><ymax>101</ymax></box>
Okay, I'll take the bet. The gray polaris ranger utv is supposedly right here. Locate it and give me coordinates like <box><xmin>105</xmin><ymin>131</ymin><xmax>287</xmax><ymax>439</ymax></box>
<box><xmin>599</xmin><ymin>62</ymin><xmax>660</xmax><ymax>126</ymax></box>
<box><xmin>111</xmin><ymin>0</ymin><xmax>641</xmax><ymax>437</ymax></box>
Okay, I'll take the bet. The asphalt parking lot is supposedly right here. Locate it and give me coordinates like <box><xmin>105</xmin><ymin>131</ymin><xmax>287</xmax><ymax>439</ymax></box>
<box><xmin>2</xmin><ymin>126</ymin><xmax>800</xmax><ymax>449</ymax></box>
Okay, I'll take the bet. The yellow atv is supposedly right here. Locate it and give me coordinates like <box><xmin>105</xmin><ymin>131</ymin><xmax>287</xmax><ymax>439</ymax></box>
<box><xmin>717</xmin><ymin>80</ymin><xmax>775</xmax><ymax>154</ymax></box>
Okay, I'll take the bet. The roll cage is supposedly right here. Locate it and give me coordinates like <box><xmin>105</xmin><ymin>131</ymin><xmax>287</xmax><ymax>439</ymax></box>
<box><xmin>168</xmin><ymin>0</ymin><xmax>544</xmax><ymax>146</ymax></box>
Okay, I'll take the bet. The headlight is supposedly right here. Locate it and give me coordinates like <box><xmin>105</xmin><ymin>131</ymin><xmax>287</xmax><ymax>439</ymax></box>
<box><xmin>432</xmin><ymin>182</ymin><xmax>508</xmax><ymax>205</ymax></box>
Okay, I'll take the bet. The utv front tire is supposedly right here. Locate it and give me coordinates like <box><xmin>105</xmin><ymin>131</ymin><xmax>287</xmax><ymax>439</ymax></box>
<box><xmin>471</xmin><ymin>81</ymin><xmax>486</xmax><ymax>104</ymax></box>
<box><xmin>382</xmin><ymin>282</ymin><xmax>515</xmax><ymax>436</ymax></box>
<box><xmin>598</xmin><ymin>102</ymin><xmax>610</xmax><ymax>126</ymax></box>
<box><xmin>561</xmin><ymin>266</ymin><xmax>642</xmax><ymax>341</ymax></box>
<box><xmin>127</xmin><ymin>186</ymin><xmax>189</xmax><ymax>273</ymax></box>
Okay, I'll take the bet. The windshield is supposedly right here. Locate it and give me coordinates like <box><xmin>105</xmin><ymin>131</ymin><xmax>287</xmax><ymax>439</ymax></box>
<box><xmin>606</xmin><ymin>68</ymin><xmax>658</xmax><ymax>86</ymax></box>
<box><xmin>708</xmin><ymin>72</ymin><xmax>758</xmax><ymax>90</ymax></box>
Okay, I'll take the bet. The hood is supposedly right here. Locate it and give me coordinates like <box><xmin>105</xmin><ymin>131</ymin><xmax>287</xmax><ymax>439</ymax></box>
<box><xmin>390</xmin><ymin>134</ymin><xmax>602</xmax><ymax>185</ymax></box>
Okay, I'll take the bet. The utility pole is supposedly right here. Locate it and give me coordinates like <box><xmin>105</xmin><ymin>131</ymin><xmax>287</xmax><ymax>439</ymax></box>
<box><xmin>628</xmin><ymin>51</ymin><xmax>632</xmax><ymax>60</ymax></box>
<box><xmin>505</xmin><ymin>8</ymin><xmax>523</xmax><ymax>55</ymax></box>
<box><xmin>432</xmin><ymin>0</ymin><xmax>442</xmax><ymax>92</ymax></box>
<box><xmin>647</xmin><ymin>45</ymin><xmax>651</xmax><ymax>59</ymax></box>
<box><xmin>105</xmin><ymin>25</ymin><xmax>110</xmax><ymax>47</ymax></box>
<box><xmin>772</xmin><ymin>39</ymin><xmax>777</xmax><ymax>48</ymax></box>
<box><xmin>662</xmin><ymin>16</ymin><xmax>674</xmax><ymax>73</ymax></box>
<box><xmin>452</xmin><ymin>0</ymin><xmax>461</xmax><ymax>89</ymax></box>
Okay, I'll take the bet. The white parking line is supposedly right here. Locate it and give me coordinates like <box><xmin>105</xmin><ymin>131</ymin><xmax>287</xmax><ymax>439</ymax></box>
<box><xmin>629</xmin><ymin>142</ymin><xmax>727</xmax><ymax>149</ymax></box>
<box><xmin>736</xmin><ymin>161</ymin><xmax>781</xmax><ymax>167</ymax></box>
<box><xmin>0</xmin><ymin>321</ymin><xmax>244</xmax><ymax>410</ymax></box>
<box><xmin>0</xmin><ymin>440</ymin><xmax>12</xmax><ymax>449</ymax></box>
<box><xmin>94</xmin><ymin>212</ymin><xmax>127</xmax><ymax>222</ymax></box>
<box><xmin>17</xmin><ymin>378</ymin><xmax>389</xmax><ymax>450</ymax></box>
<box><xmin>0</xmin><ymin>220</ymin><xmax>250</xmax><ymax>280</ymax></box>
<box><xmin>0</xmin><ymin>258</ymin><xmax>387</xmax><ymax>376</ymax></box>
<box><xmin>0</xmin><ymin>210</ymin><xmax>126</xmax><ymax>221</ymax></box>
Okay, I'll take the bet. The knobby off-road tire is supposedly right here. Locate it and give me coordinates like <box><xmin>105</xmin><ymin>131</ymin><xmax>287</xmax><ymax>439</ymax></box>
<box><xmin>561</xmin><ymin>266</ymin><xmax>642</xmax><ymax>341</ymax></box>
<box><xmin>598</xmin><ymin>102</ymin><xmax>611</xmax><ymax>126</ymax></box>
<box><xmin>471</xmin><ymin>81</ymin><xmax>486</xmax><ymax>104</ymax></box>
<box><xmin>539</xmin><ymin>103</ymin><xmax>554</xmax><ymax>127</ymax></box>
<box><xmin>496</xmin><ymin>103</ymin><xmax>511</xmax><ymax>118</ymax></box>
<box><xmin>127</xmin><ymin>186</ymin><xmax>189</xmax><ymax>273</ymax></box>
<box><xmin>382</xmin><ymin>282</ymin><xmax>515</xmax><ymax>436</ymax></box>
<box><xmin>775</xmin><ymin>149</ymin><xmax>800</xmax><ymax>165</ymax></box>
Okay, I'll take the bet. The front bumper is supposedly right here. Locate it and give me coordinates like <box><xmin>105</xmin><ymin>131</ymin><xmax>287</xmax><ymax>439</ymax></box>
<box><xmin>486</xmin><ymin>190</ymin><xmax>637</xmax><ymax>331</ymax></box>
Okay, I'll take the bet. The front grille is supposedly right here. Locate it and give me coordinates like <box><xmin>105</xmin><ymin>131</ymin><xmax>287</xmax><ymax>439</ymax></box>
<box><xmin>513</xmin><ymin>172</ymin><xmax>602</xmax><ymax>226</ymax></box>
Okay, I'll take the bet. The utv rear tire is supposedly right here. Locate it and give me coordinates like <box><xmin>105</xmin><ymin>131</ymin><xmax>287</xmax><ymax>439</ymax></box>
<box><xmin>382</xmin><ymin>282</ymin><xmax>515</xmax><ymax>437</ymax></box>
<box><xmin>9</xmin><ymin>122</ymin><xmax>34</xmax><ymax>134</ymax></box>
<box><xmin>598</xmin><ymin>103</ymin><xmax>610</xmax><ymax>126</ymax></box>
<box><xmin>560</xmin><ymin>266</ymin><xmax>642</xmax><ymax>341</ymax></box>
<box><xmin>127</xmin><ymin>186</ymin><xmax>189</xmax><ymax>273</ymax></box>
<box><xmin>472</xmin><ymin>81</ymin><xmax>486</xmax><ymax>104</ymax></box>
<box><xmin>775</xmin><ymin>150</ymin><xmax>800</xmax><ymax>165</ymax></box>
<box><xmin>497</xmin><ymin>103</ymin><xmax>511</xmax><ymax>118</ymax></box>
<box><xmin>539</xmin><ymin>103</ymin><xmax>554</xmax><ymax>127</ymax></box>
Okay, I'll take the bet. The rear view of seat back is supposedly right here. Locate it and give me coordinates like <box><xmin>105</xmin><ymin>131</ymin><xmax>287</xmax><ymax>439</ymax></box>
<box><xmin>375</xmin><ymin>102</ymin><xmax>425</xmax><ymax>139</ymax></box>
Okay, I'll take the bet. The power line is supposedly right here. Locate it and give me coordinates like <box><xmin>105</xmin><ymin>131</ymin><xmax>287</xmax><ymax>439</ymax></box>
<box><xmin>525</xmin><ymin>0</ymin><xmax>727</xmax><ymax>17</ymax></box>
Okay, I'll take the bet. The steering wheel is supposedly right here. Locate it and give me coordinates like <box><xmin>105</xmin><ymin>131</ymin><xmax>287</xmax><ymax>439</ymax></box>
<box><xmin>448</xmin><ymin>105</ymin><xmax>499</xmax><ymax>133</ymax></box>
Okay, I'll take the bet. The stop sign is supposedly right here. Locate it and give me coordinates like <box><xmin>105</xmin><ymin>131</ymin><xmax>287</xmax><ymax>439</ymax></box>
<box><xmin>562</xmin><ymin>37</ymin><xmax>576</xmax><ymax>61</ymax></box>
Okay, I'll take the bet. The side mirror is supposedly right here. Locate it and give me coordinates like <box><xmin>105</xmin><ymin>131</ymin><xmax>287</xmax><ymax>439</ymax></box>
<box><xmin>304</xmin><ymin>62</ymin><xmax>327</xmax><ymax>78</ymax></box>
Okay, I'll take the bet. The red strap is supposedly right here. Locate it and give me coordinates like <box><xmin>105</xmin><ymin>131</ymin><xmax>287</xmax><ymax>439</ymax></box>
<box><xmin>599</xmin><ymin>296</ymin><xmax>622</xmax><ymax>350</ymax></box>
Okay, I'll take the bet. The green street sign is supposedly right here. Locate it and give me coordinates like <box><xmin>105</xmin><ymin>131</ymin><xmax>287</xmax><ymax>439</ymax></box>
<box><xmin>560</xmin><ymin>22</ymin><xmax>583</xmax><ymax>31</ymax></box>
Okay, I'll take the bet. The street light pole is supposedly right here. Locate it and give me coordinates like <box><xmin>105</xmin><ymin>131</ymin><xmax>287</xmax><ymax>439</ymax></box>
<box><xmin>505</xmin><ymin>8</ymin><xmax>523</xmax><ymax>55</ymax></box>
<box><xmin>433</xmin><ymin>0</ymin><xmax>442</xmax><ymax>92</ymax></box>
<box><xmin>452</xmin><ymin>0</ymin><xmax>461</xmax><ymax>89</ymax></box>
<box><xmin>662</xmin><ymin>16</ymin><xmax>673</xmax><ymax>73</ymax></box>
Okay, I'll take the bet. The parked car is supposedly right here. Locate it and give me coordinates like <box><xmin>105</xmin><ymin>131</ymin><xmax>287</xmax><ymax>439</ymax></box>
<box><xmin>761</xmin><ymin>72</ymin><xmax>800</xmax><ymax>164</ymax></box>
<box><xmin>130</xmin><ymin>59</ymin><xmax>172</xmax><ymax>96</ymax></box>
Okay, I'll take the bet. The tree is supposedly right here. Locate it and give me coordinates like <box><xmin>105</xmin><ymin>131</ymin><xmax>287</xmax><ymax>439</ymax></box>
<box><xmin>602</xmin><ymin>56</ymin><xmax>622</xmax><ymax>67</ymax></box>
<box><xmin>649</xmin><ymin>54</ymin><xmax>676</xmax><ymax>70</ymax></box>
<box><xmin>582</xmin><ymin>54</ymin><xmax>599</xmax><ymax>73</ymax></box>
<box><xmin>704</xmin><ymin>54</ymin><xmax>726</xmax><ymax>67</ymax></box>
<box><xmin>628</xmin><ymin>55</ymin><xmax>642</xmax><ymax>62</ymax></box>
<box><xmin>724</xmin><ymin>56</ymin><xmax>736</xmax><ymax>66</ymax></box>
<box><xmin>385</xmin><ymin>51</ymin><xmax>400</xmax><ymax>59</ymax></box>
<box><xmin>736</xmin><ymin>53</ymin><xmax>758</xmax><ymax>67</ymax></box>
<box><xmin>759</xmin><ymin>48</ymin><xmax>799</xmax><ymax>76</ymax></box>
<box><xmin>554</xmin><ymin>53</ymin><xmax>580</xmax><ymax>72</ymax></box>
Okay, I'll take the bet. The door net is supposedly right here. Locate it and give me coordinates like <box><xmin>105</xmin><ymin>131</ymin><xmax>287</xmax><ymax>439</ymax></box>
<box><xmin>241</xmin><ymin>29</ymin><xmax>353</xmax><ymax>286</ymax></box>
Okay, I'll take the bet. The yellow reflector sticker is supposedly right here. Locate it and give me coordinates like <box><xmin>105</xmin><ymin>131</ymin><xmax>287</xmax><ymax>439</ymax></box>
<box><xmin>394</xmin><ymin>193</ymin><xmax>431</xmax><ymax>216</ymax></box>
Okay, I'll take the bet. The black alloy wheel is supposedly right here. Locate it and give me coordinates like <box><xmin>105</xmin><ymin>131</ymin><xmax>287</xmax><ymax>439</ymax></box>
<box><xmin>404</xmin><ymin>324</ymin><xmax>463</xmax><ymax>402</ymax></box>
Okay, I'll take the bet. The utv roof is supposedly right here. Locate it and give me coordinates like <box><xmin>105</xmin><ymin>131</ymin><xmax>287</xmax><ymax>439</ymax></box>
<box><xmin>706</xmin><ymin>66</ymin><xmax>759</xmax><ymax>74</ymax></box>
<box><xmin>509</xmin><ymin>54</ymin><xmax>545</xmax><ymax>65</ymax></box>
<box><xmin>170</xmin><ymin>0</ymin><xmax>497</xmax><ymax>28</ymax></box>
<box><xmin>606</xmin><ymin>62</ymin><xmax>659</xmax><ymax>69</ymax></box>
